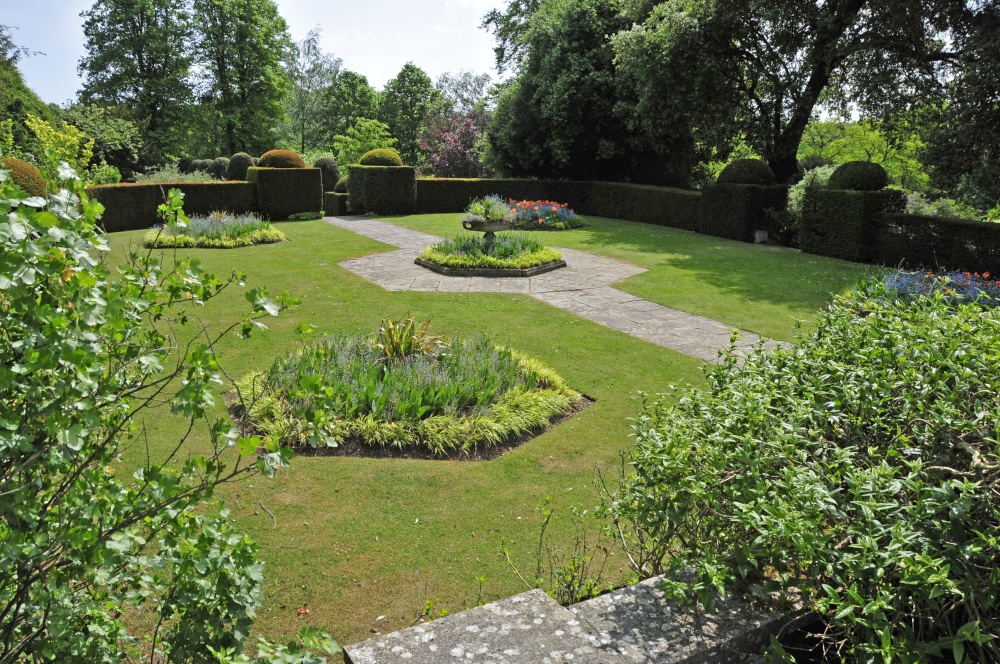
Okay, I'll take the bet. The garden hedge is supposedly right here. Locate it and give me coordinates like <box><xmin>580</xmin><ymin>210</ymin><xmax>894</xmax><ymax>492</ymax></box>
<box><xmin>86</xmin><ymin>182</ymin><xmax>258</xmax><ymax>233</ymax></box>
<box><xmin>348</xmin><ymin>166</ymin><xmax>417</xmax><ymax>215</ymax></box>
<box><xmin>699</xmin><ymin>183</ymin><xmax>788</xmax><ymax>242</ymax></box>
<box><xmin>324</xmin><ymin>192</ymin><xmax>348</xmax><ymax>216</ymax></box>
<box><xmin>799</xmin><ymin>189</ymin><xmax>905</xmax><ymax>262</ymax></box>
<box><xmin>416</xmin><ymin>179</ymin><xmax>588</xmax><ymax>214</ymax></box>
<box><xmin>871</xmin><ymin>213</ymin><xmax>1000</xmax><ymax>274</ymax></box>
<box><xmin>584</xmin><ymin>182</ymin><xmax>702</xmax><ymax>232</ymax></box>
<box><xmin>246</xmin><ymin>167</ymin><xmax>323</xmax><ymax>221</ymax></box>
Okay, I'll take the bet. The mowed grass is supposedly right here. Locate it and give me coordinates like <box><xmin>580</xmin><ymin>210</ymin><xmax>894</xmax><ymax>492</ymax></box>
<box><xmin>383</xmin><ymin>213</ymin><xmax>869</xmax><ymax>340</ymax></box>
<box><xmin>102</xmin><ymin>215</ymin><xmax>856</xmax><ymax>652</ymax></box>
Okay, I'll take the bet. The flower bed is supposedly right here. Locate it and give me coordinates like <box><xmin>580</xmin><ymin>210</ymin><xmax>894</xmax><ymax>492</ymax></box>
<box><xmin>144</xmin><ymin>211</ymin><xmax>286</xmax><ymax>248</ymax></box>
<box><xmin>418</xmin><ymin>232</ymin><xmax>563</xmax><ymax>270</ymax></box>
<box><xmin>236</xmin><ymin>318</ymin><xmax>579</xmax><ymax>456</ymax></box>
<box><xmin>881</xmin><ymin>269</ymin><xmax>1000</xmax><ymax>306</ymax></box>
<box><xmin>509</xmin><ymin>199</ymin><xmax>583</xmax><ymax>230</ymax></box>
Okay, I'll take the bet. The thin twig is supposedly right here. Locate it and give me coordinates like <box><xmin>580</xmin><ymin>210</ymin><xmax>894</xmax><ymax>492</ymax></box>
<box><xmin>259</xmin><ymin>501</ymin><xmax>276</xmax><ymax>528</ymax></box>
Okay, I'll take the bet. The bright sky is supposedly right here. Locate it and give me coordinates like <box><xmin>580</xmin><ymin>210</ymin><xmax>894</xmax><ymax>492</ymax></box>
<box><xmin>0</xmin><ymin>0</ymin><xmax>503</xmax><ymax>105</ymax></box>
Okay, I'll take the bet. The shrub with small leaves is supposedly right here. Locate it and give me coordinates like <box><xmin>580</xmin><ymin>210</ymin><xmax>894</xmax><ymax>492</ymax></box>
<box><xmin>828</xmin><ymin>160</ymin><xmax>889</xmax><ymax>191</ymax></box>
<box><xmin>334</xmin><ymin>176</ymin><xmax>349</xmax><ymax>193</ymax></box>
<box><xmin>313</xmin><ymin>155</ymin><xmax>340</xmax><ymax>191</ymax></box>
<box><xmin>605</xmin><ymin>277</ymin><xmax>1000</xmax><ymax>663</ymax></box>
<box><xmin>1</xmin><ymin>156</ymin><xmax>46</xmax><ymax>196</ymax></box>
<box><xmin>717</xmin><ymin>158</ymin><xmax>776</xmax><ymax>185</ymax></box>
<box><xmin>258</xmin><ymin>149</ymin><xmax>306</xmax><ymax>168</ymax></box>
<box><xmin>228</xmin><ymin>152</ymin><xmax>255</xmax><ymax>181</ymax></box>
<box><xmin>358</xmin><ymin>148</ymin><xmax>404</xmax><ymax>166</ymax></box>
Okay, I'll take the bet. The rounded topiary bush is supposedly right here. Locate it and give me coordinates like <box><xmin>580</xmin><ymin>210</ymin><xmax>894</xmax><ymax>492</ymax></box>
<box><xmin>1</xmin><ymin>157</ymin><xmax>47</xmax><ymax>197</ymax></box>
<box><xmin>313</xmin><ymin>156</ymin><xmax>340</xmax><ymax>192</ymax></box>
<box><xmin>258</xmin><ymin>149</ymin><xmax>306</xmax><ymax>168</ymax></box>
<box><xmin>192</xmin><ymin>159</ymin><xmax>211</xmax><ymax>173</ymax></box>
<box><xmin>227</xmin><ymin>152</ymin><xmax>254</xmax><ymax>181</ymax></box>
<box><xmin>209</xmin><ymin>157</ymin><xmax>230</xmax><ymax>180</ymax></box>
<box><xmin>358</xmin><ymin>148</ymin><xmax>403</xmax><ymax>167</ymax></box>
<box><xmin>717</xmin><ymin>158</ymin><xmax>776</xmax><ymax>185</ymax></box>
<box><xmin>177</xmin><ymin>157</ymin><xmax>195</xmax><ymax>174</ymax></box>
<box><xmin>334</xmin><ymin>176</ymin><xmax>349</xmax><ymax>193</ymax></box>
<box><xmin>828</xmin><ymin>161</ymin><xmax>889</xmax><ymax>191</ymax></box>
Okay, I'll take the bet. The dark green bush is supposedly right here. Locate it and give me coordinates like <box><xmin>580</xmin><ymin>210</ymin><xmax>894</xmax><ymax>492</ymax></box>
<box><xmin>348</xmin><ymin>166</ymin><xmax>417</xmax><ymax>215</ymax></box>
<box><xmin>584</xmin><ymin>182</ymin><xmax>701</xmax><ymax>232</ymax></box>
<box><xmin>333</xmin><ymin>176</ymin><xmax>349</xmax><ymax>193</ymax></box>
<box><xmin>872</xmin><ymin>213</ymin><xmax>1000</xmax><ymax>274</ymax></box>
<box><xmin>208</xmin><ymin>157</ymin><xmax>230</xmax><ymax>180</ymax></box>
<box><xmin>177</xmin><ymin>157</ymin><xmax>195</xmax><ymax>174</ymax></box>
<box><xmin>324</xmin><ymin>192</ymin><xmax>348</xmax><ymax>216</ymax></box>
<box><xmin>257</xmin><ymin>150</ymin><xmax>306</xmax><ymax>169</ymax></box>
<box><xmin>2</xmin><ymin>157</ymin><xmax>47</xmax><ymax>197</ymax></box>
<box><xmin>191</xmin><ymin>159</ymin><xmax>211</xmax><ymax>173</ymax></box>
<box><xmin>313</xmin><ymin>156</ymin><xmax>340</xmax><ymax>191</ymax></box>
<box><xmin>800</xmin><ymin>189</ymin><xmax>904</xmax><ymax>262</ymax></box>
<box><xmin>828</xmin><ymin>161</ymin><xmax>889</xmax><ymax>191</ymax></box>
<box><xmin>606</xmin><ymin>279</ymin><xmax>1000</xmax><ymax>663</ymax></box>
<box><xmin>717</xmin><ymin>159</ymin><xmax>776</xmax><ymax>185</ymax></box>
<box><xmin>86</xmin><ymin>182</ymin><xmax>258</xmax><ymax>232</ymax></box>
<box><xmin>246</xmin><ymin>167</ymin><xmax>323</xmax><ymax>220</ymax></box>
<box><xmin>699</xmin><ymin>183</ymin><xmax>788</xmax><ymax>242</ymax></box>
<box><xmin>227</xmin><ymin>153</ymin><xmax>254</xmax><ymax>181</ymax></box>
<box><xmin>358</xmin><ymin>148</ymin><xmax>403</xmax><ymax>167</ymax></box>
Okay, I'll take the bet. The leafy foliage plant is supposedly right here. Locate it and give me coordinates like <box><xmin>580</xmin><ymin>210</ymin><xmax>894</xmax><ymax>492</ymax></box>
<box><xmin>603</xmin><ymin>278</ymin><xmax>1000</xmax><ymax>663</ymax></box>
<box><xmin>145</xmin><ymin>206</ymin><xmax>287</xmax><ymax>249</ymax></box>
<box><xmin>419</xmin><ymin>232</ymin><xmax>563</xmax><ymax>270</ymax></box>
<box><xmin>0</xmin><ymin>162</ymin><xmax>337</xmax><ymax>662</ymax></box>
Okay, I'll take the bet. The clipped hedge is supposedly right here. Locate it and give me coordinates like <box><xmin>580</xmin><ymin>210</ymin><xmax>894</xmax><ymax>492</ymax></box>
<box><xmin>584</xmin><ymin>182</ymin><xmax>702</xmax><ymax>232</ymax></box>
<box><xmin>86</xmin><ymin>182</ymin><xmax>258</xmax><ymax>233</ymax></box>
<box><xmin>717</xmin><ymin>159</ymin><xmax>776</xmax><ymax>185</ymax></box>
<box><xmin>416</xmin><ymin>179</ymin><xmax>586</xmax><ymax>214</ymax></box>
<box><xmin>872</xmin><ymin>213</ymin><xmax>1000</xmax><ymax>274</ymax></box>
<box><xmin>246</xmin><ymin>167</ymin><xmax>323</xmax><ymax>221</ymax></box>
<box><xmin>324</xmin><ymin>192</ymin><xmax>348</xmax><ymax>216</ymax></box>
<box><xmin>828</xmin><ymin>161</ymin><xmax>889</xmax><ymax>192</ymax></box>
<box><xmin>348</xmin><ymin>166</ymin><xmax>417</xmax><ymax>215</ymax></box>
<box><xmin>699</xmin><ymin>183</ymin><xmax>788</xmax><ymax>242</ymax></box>
<box><xmin>359</xmin><ymin>148</ymin><xmax>403</xmax><ymax>166</ymax></box>
<box><xmin>313</xmin><ymin>156</ymin><xmax>340</xmax><ymax>191</ymax></box>
<box><xmin>799</xmin><ymin>189</ymin><xmax>905</xmax><ymax>262</ymax></box>
<box><xmin>2</xmin><ymin>157</ymin><xmax>47</xmax><ymax>197</ymax></box>
<box><xmin>258</xmin><ymin>150</ymin><xmax>305</xmax><ymax>169</ymax></box>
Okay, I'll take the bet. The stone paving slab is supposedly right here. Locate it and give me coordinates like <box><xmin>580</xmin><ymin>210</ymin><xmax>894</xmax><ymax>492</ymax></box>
<box><xmin>344</xmin><ymin>589</ymin><xmax>624</xmax><ymax>664</ymax></box>
<box><xmin>569</xmin><ymin>575</ymin><xmax>814</xmax><ymax>664</ymax></box>
<box><xmin>326</xmin><ymin>216</ymin><xmax>780</xmax><ymax>361</ymax></box>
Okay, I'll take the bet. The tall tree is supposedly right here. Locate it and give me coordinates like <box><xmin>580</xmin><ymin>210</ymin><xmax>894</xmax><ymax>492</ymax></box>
<box><xmin>285</xmin><ymin>27</ymin><xmax>341</xmax><ymax>154</ymax></box>
<box><xmin>317</xmin><ymin>69</ymin><xmax>380</xmax><ymax>147</ymax></box>
<box><xmin>78</xmin><ymin>0</ymin><xmax>193</xmax><ymax>162</ymax></box>
<box><xmin>612</xmin><ymin>0</ymin><xmax>975</xmax><ymax>182</ymax></box>
<box><xmin>436</xmin><ymin>70</ymin><xmax>492</xmax><ymax>115</ymax></box>
<box><xmin>480</xmin><ymin>0</ymin><xmax>543</xmax><ymax>73</ymax></box>
<box><xmin>193</xmin><ymin>0</ymin><xmax>292</xmax><ymax>156</ymax></box>
<box><xmin>378</xmin><ymin>63</ymin><xmax>444</xmax><ymax>165</ymax></box>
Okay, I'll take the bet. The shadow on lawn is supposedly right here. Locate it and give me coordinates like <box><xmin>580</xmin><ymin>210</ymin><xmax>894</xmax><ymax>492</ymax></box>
<box><xmin>568</xmin><ymin>218</ymin><xmax>868</xmax><ymax>315</ymax></box>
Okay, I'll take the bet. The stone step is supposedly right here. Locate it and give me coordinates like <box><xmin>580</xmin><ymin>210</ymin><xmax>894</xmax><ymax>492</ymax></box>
<box><xmin>344</xmin><ymin>577</ymin><xmax>814</xmax><ymax>663</ymax></box>
<box><xmin>569</xmin><ymin>576</ymin><xmax>815</xmax><ymax>663</ymax></box>
<box><xmin>344</xmin><ymin>588</ymin><xmax>625</xmax><ymax>663</ymax></box>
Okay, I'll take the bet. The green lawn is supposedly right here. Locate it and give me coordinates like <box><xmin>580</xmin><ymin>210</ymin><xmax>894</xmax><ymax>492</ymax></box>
<box><xmin>383</xmin><ymin>213</ymin><xmax>869</xmax><ymax>341</ymax></box>
<box><xmin>103</xmin><ymin>215</ymin><xmax>862</xmax><ymax>652</ymax></box>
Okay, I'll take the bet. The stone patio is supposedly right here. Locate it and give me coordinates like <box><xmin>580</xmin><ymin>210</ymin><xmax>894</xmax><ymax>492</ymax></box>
<box><xmin>326</xmin><ymin>216</ymin><xmax>780</xmax><ymax>361</ymax></box>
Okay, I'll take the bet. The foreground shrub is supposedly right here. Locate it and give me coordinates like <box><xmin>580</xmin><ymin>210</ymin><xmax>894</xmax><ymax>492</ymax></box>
<box><xmin>258</xmin><ymin>149</ymin><xmax>306</xmax><ymax>168</ymax></box>
<box><xmin>419</xmin><ymin>232</ymin><xmax>563</xmax><ymax>270</ymax></box>
<box><xmin>238</xmin><ymin>318</ymin><xmax>578</xmax><ymax>455</ymax></box>
<box><xmin>0</xmin><ymin>166</ymin><xmax>337</xmax><ymax>660</ymax></box>
<box><xmin>604</xmin><ymin>278</ymin><xmax>1000</xmax><ymax>662</ymax></box>
<box><xmin>145</xmin><ymin>209</ymin><xmax>286</xmax><ymax>248</ymax></box>
<box><xmin>509</xmin><ymin>199</ymin><xmax>583</xmax><ymax>230</ymax></box>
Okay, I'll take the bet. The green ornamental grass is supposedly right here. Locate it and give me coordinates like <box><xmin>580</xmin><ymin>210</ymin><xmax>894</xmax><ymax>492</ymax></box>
<box><xmin>145</xmin><ymin>210</ymin><xmax>286</xmax><ymax>248</ymax></box>
<box><xmin>419</xmin><ymin>232</ymin><xmax>562</xmax><ymax>270</ymax></box>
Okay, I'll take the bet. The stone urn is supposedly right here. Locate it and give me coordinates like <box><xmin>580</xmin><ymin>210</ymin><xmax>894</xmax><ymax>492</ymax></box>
<box><xmin>462</xmin><ymin>218</ymin><xmax>513</xmax><ymax>248</ymax></box>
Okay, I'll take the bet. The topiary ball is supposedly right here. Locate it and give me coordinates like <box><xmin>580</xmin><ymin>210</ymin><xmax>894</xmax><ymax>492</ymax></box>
<box><xmin>192</xmin><ymin>159</ymin><xmax>211</xmax><ymax>173</ymax></box>
<box><xmin>2</xmin><ymin>157</ymin><xmax>47</xmax><ymax>197</ymax></box>
<box><xmin>334</xmin><ymin>176</ymin><xmax>349</xmax><ymax>193</ymax></box>
<box><xmin>358</xmin><ymin>148</ymin><xmax>403</xmax><ymax>166</ymax></box>
<box><xmin>258</xmin><ymin>149</ymin><xmax>306</xmax><ymax>168</ymax></box>
<box><xmin>177</xmin><ymin>157</ymin><xmax>195</xmax><ymax>174</ymax></box>
<box><xmin>717</xmin><ymin>158</ymin><xmax>776</xmax><ymax>185</ymax></box>
<box><xmin>313</xmin><ymin>156</ymin><xmax>341</xmax><ymax>191</ymax></box>
<box><xmin>827</xmin><ymin>161</ymin><xmax>889</xmax><ymax>191</ymax></box>
<box><xmin>208</xmin><ymin>157</ymin><xmax>230</xmax><ymax>180</ymax></box>
<box><xmin>227</xmin><ymin>152</ymin><xmax>254</xmax><ymax>181</ymax></box>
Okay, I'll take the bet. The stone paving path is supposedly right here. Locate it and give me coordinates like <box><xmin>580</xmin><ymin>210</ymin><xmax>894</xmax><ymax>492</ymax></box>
<box><xmin>326</xmin><ymin>216</ymin><xmax>777</xmax><ymax>361</ymax></box>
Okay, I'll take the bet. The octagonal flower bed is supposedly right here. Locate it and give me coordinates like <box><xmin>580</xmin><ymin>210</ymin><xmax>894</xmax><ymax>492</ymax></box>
<box><xmin>235</xmin><ymin>318</ymin><xmax>581</xmax><ymax>457</ymax></box>
<box><xmin>145</xmin><ymin>211</ymin><xmax>286</xmax><ymax>249</ymax></box>
<box><xmin>416</xmin><ymin>232</ymin><xmax>566</xmax><ymax>277</ymax></box>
